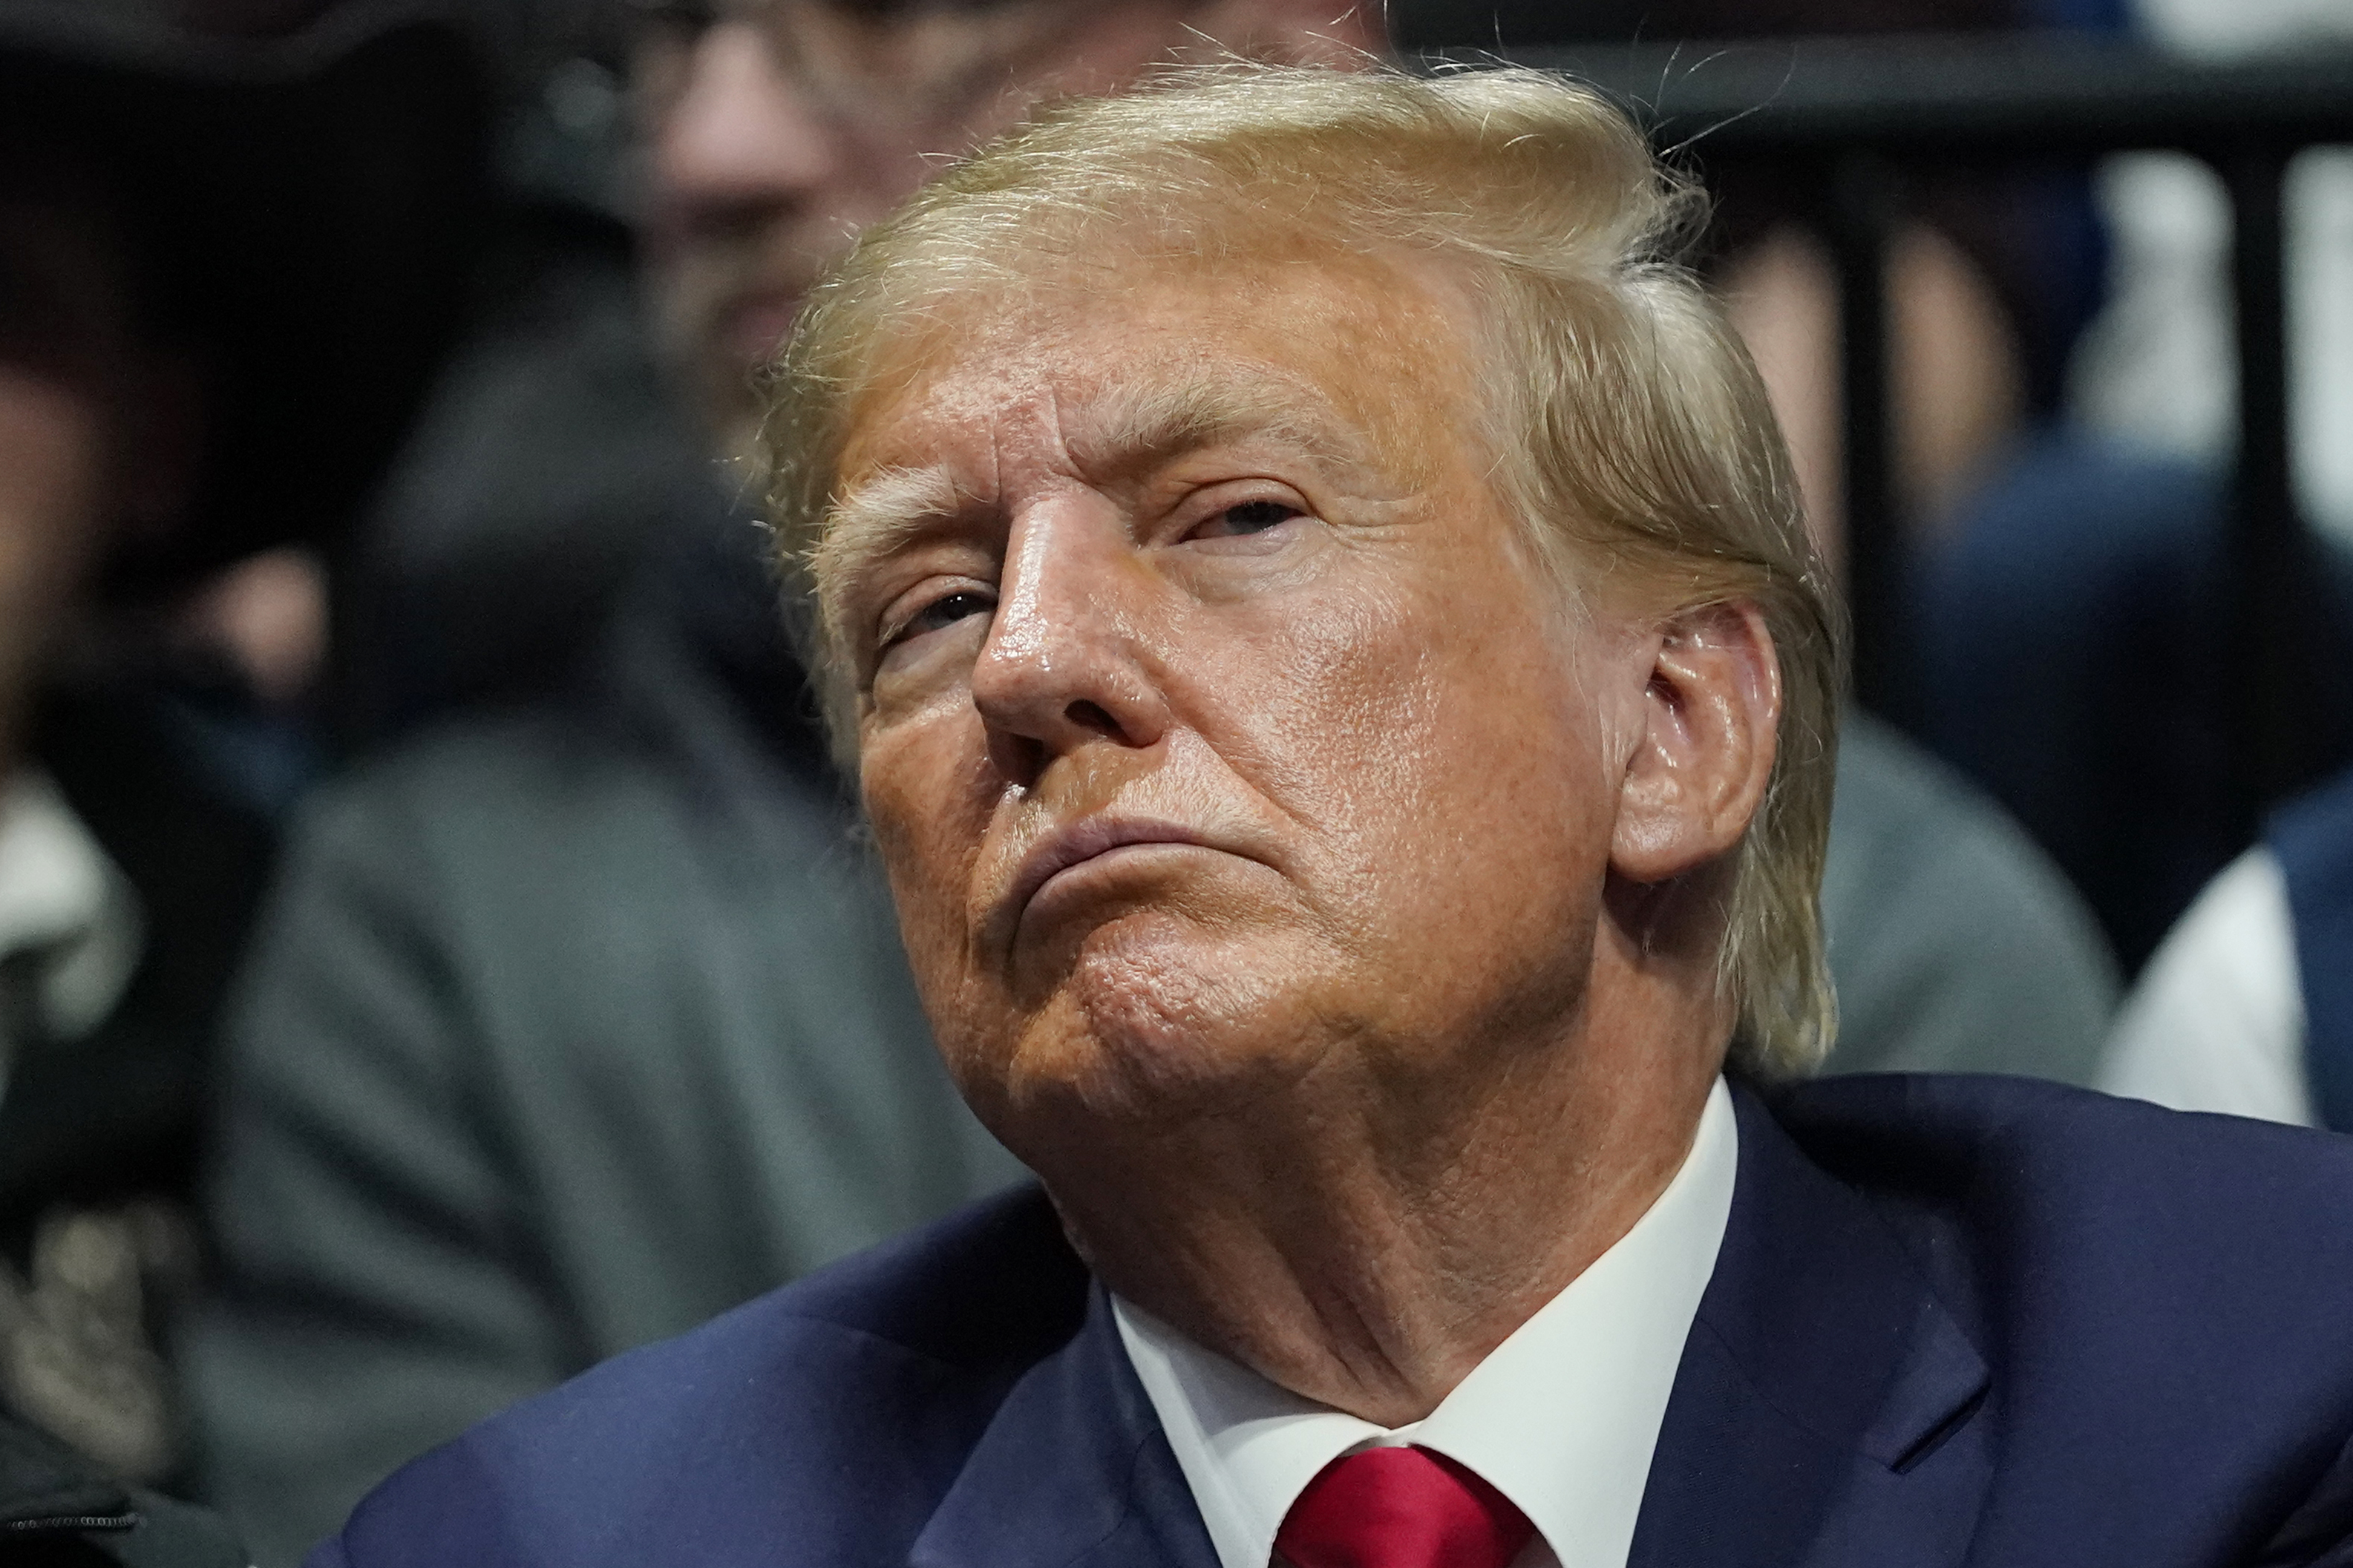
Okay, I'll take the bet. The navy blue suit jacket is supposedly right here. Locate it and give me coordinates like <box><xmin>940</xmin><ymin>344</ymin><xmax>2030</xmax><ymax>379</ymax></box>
<box><xmin>311</xmin><ymin>1076</ymin><xmax>2353</xmax><ymax>1567</ymax></box>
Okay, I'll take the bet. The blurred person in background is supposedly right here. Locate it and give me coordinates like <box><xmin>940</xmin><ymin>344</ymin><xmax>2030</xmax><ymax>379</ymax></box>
<box><xmin>2101</xmin><ymin>760</ymin><xmax>2353</xmax><ymax>1128</ymax></box>
<box><xmin>2092</xmin><ymin>0</ymin><xmax>2353</xmax><ymax>1130</ymax></box>
<box><xmin>0</xmin><ymin>0</ymin><xmax>481</xmax><ymax>1558</ymax></box>
<box><xmin>2074</xmin><ymin>0</ymin><xmax>2353</xmax><ymax>550</ymax></box>
<box><xmin>1906</xmin><ymin>0</ymin><xmax>2353</xmax><ymax>972</ymax></box>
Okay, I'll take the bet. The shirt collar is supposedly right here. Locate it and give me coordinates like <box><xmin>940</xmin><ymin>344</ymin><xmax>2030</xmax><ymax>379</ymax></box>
<box><xmin>1114</xmin><ymin>1075</ymin><xmax>1738</xmax><ymax>1568</ymax></box>
<box><xmin>0</xmin><ymin>770</ymin><xmax>143</xmax><ymax>1050</ymax></box>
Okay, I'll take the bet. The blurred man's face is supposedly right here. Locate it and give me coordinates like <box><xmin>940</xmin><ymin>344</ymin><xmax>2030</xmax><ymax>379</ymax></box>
<box><xmin>826</xmin><ymin>252</ymin><xmax>1646</xmax><ymax>1156</ymax></box>
<box><xmin>0</xmin><ymin>195</ymin><xmax>132</xmax><ymax>772</ymax></box>
<box><xmin>632</xmin><ymin>0</ymin><xmax>1355</xmax><ymax>455</ymax></box>
<box><xmin>0</xmin><ymin>185</ymin><xmax>301</xmax><ymax>744</ymax></box>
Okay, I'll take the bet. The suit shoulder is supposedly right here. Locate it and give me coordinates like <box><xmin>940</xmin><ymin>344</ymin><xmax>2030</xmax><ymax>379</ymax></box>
<box><xmin>1750</xmin><ymin>1074</ymin><xmax>2353</xmax><ymax>1549</ymax></box>
<box><xmin>1766</xmin><ymin>1072</ymin><xmax>2353</xmax><ymax>1201</ymax></box>
<box><xmin>767</xmin><ymin>1178</ymin><xmax>1088</xmax><ymax>1362</ymax></box>
<box><xmin>1763</xmin><ymin>1072</ymin><xmax>2353</xmax><ymax>1330</ymax></box>
<box><xmin>327</xmin><ymin>1186</ymin><xmax>1084</xmax><ymax>1568</ymax></box>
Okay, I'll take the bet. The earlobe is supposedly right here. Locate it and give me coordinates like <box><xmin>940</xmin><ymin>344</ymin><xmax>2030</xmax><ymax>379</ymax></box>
<box><xmin>1609</xmin><ymin>602</ymin><xmax>1781</xmax><ymax>885</ymax></box>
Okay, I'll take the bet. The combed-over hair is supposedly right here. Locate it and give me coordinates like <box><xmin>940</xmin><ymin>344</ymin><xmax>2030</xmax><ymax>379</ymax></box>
<box><xmin>760</xmin><ymin>62</ymin><xmax>1847</xmax><ymax>1077</ymax></box>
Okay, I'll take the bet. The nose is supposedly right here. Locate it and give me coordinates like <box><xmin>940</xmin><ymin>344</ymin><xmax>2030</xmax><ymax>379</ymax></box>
<box><xmin>651</xmin><ymin>21</ymin><xmax>837</xmax><ymax>234</ymax></box>
<box><xmin>972</xmin><ymin>500</ymin><xmax>1171</xmax><ymax>788</ymax></box>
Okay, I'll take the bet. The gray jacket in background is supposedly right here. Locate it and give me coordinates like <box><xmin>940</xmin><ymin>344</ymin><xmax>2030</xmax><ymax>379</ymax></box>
<box><xmin>1822</xmin><ymin>711</ymin><xmax>2118</xmax><ymax>1081</ymax></box>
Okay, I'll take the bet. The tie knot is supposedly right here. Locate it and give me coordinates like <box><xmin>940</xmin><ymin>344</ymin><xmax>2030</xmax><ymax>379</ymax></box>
<box><xmin>1275</xmin><ymin>1445</ymin><xmax>1535</xmax><ymax>1568</ymax></box>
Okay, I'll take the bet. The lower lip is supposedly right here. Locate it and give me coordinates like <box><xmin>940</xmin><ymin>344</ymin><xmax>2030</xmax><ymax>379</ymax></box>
<box><xmin>1021</xmin><ymin>842</ymin><xmax>1211</xmax><ymax>930</ymax></box>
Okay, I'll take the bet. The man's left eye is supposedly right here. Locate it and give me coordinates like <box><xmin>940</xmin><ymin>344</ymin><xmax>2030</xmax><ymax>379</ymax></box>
<box><xmin>883</xmin><ymin>588</ymin><xmax>994</xmax><ymax>652</ymax></box>
<box><xmin>1190</xmin><ymin>499</ymin><xmax>1302</xmax><ymax>539</ymax></box>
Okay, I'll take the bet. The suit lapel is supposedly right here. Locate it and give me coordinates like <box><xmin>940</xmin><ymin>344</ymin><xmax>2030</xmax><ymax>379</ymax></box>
<box><xmin>910</xmin><ymin>1285</ymin><xmax>1220</xmax><ymax>1568</ymax></box>
<box><xmin>1629</xmin><ymin>1082</ymin><xmax>1994</xmax><ymax>1568</ymax></box>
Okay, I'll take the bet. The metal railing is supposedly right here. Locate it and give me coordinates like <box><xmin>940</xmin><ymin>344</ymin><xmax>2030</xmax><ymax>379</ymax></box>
<box><xmin>1443</xmin><ymin>33</ymin><xmax>2353</xmax><ymax>827</ymax></box>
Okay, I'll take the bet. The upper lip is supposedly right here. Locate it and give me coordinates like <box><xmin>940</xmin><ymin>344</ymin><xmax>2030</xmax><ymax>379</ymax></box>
<box><xmin>990</xmin><ymin>817</ymin><xmax>1219</xmax><ymax>948</ymax></box>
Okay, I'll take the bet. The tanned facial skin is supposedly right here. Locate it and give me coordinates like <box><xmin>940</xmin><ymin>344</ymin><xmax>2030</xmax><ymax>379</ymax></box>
<box><xmin>828</xmin><ymin>249</ymin><xmax>1783</xmax><ymax>1427</ymax></box>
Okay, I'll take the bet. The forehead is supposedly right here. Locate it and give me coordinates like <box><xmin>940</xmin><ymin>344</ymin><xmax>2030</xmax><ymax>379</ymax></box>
<box><xmin>835</xmin><ymin>251</ymin><xmax>1485</xmax><ymax>488</ymax></box>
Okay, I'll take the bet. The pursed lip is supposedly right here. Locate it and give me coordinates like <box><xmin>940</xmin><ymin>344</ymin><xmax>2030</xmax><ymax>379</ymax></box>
<box><xmin>988</xmin><ymin>817</ymin><xmax>1223</xmax><ymax>951</ymax></box>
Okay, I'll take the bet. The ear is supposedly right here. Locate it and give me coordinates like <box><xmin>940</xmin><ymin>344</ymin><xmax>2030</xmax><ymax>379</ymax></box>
<box><xmin>1610</xmin><ymin>600</ymin><xmax>1781</xmax><ymax>885</ymax></box>
<box><xmin>1188</xmin><ymin>0</ymin><xmax>1387</xmax><ymax>65</ymax></box>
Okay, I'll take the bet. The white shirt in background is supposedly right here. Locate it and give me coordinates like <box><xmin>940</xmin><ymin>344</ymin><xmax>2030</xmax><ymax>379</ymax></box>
<box><xmin>0</xmin><ymin>769</ymin><xmax>143</xmax><ymax>1069</ymax></box>
<box><xmin>2098</xmin><ymin>847</ymin><xmax>2315</xmax><ymax>1127</ymax></box>
<box><xmin>1113</xmin><ymin>1076</ymin><xmax>1738</xmax><ymax>1568</ymax></box>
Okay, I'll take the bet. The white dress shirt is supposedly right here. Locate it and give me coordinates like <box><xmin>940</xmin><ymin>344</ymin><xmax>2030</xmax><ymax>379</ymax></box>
<box><xmin>2099</xmin><ymin>847</ymin><xmax>2315</xmax><ymax>1128</ymax></box>
<box><xmin>0</xmin><ymin>769</ymin><xmax>143</xmax><ymax>1070</ymax></box>
<box><xmin>1113</xmin><ymin>1076</ymin><xmax>1738</xmax><ymax>1568</ymax></box>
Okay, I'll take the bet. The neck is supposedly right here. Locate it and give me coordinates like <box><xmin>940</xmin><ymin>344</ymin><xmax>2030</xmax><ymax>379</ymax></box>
<box><xmin>1039</xmin><ymin>917</ymin><xmax>1726</xmax><ymax>1428</ymax></box>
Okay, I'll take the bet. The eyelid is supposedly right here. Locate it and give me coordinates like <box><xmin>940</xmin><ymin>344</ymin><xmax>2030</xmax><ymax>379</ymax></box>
<box><xmin>876</xmin><ymin>576</ymin><xmax>994</xmax><ymax>653</ymax></box>
<box><xmin>1171</xmin><ymin>477</ymin><xmax>1312</xmax><ymax>529</ymax></box>
<box><xmin>1169</xmin><ymin>484</ymin><xmax>1314</xmax><ymax>548</ymax></box>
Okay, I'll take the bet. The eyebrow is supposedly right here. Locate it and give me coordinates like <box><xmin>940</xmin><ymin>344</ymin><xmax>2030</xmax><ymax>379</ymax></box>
<box><xmin>811</xmin><ymin>464</ymin><xmax>972</xmax><ymax>643</ymax></box>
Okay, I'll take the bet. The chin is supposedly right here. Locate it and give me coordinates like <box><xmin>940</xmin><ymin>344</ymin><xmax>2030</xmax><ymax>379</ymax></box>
<box><xmin>993</xmin><ymin>916</ymin><xmax>1340</xmax><ymax>1130</ymax></box>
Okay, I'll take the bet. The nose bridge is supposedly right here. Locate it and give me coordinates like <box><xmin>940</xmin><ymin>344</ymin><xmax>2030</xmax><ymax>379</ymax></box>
<box><xmin>971</xmin><ymin>490</ymin><xmax>1165</xmax><ymax>758</ymax></box>
<box><xmin>981</xmin><ymin>491</ymin><xmax>1124</xmax><ymax>681</ymax></box>
<box><xmin>655</xmin><ymin>21</ymin><xmax>837</xmax><ymax>211</ymax></box>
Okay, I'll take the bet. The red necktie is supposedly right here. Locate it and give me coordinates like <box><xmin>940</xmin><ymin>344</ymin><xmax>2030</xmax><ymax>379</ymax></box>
<box><xmin>1274</xmin><ymin>1445</ymin><xmax>1536</xmax><ymax>1568</ymax></box>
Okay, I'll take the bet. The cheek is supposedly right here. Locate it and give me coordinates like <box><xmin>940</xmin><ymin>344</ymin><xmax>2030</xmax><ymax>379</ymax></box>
<box><xmin>1254</xmin><ymin>587</ymin><xmax>1444</xmax><ymax>843</ymax></box>
<box><xmin>1211</xmin><ymin>547</ymin><xmax>1612</xmax><ymax>959</ymax></box>
<box><xmin>860</xmin><ymin>715</ymin><xmax>992</xmax><ymax>980</ymax></box>
<box><xmin>1292</xmin><ymin>557</ymin><xmax>1591</xmax><ymax>792</ymax></box>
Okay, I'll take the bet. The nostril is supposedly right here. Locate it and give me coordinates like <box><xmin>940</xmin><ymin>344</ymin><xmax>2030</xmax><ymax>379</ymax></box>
<box><xmin>1065</xmin><ymin>700</ymin><xmax>1118</xmax><ymax>736</ymax></box>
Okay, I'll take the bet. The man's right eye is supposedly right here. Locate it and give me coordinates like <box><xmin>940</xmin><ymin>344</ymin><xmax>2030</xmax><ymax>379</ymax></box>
<box><xmin>888</xmin><ymin>589</ymin><xmax>994</xmax><ymax>649</ymax></box>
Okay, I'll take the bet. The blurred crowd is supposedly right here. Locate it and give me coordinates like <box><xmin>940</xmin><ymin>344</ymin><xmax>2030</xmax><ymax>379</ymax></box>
<box><xmin>0</xmin><ymin>0</ymin><xmax>2348</xmax><ymax>1560</ymax></box>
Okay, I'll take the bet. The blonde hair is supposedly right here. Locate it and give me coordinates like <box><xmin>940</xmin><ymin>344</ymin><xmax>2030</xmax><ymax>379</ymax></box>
<box><xmin>762</xmin><ymin>62</ymin><xmax>1846</xmax><ymax>1076</ymax></box>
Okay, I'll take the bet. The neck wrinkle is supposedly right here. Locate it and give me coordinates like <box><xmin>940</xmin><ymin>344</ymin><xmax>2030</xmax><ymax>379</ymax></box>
<box><xmin>1045</xmin><ymin>1006</ymin><xmax>1721</xmax><ymax>1428</ymax></box>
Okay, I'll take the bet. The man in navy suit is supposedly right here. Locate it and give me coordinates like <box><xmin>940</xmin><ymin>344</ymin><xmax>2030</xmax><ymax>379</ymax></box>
<box><xmin>311</xmin><ymin>62</ymin><xmax>2353</xmax><ymax>1568</ymax></box>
